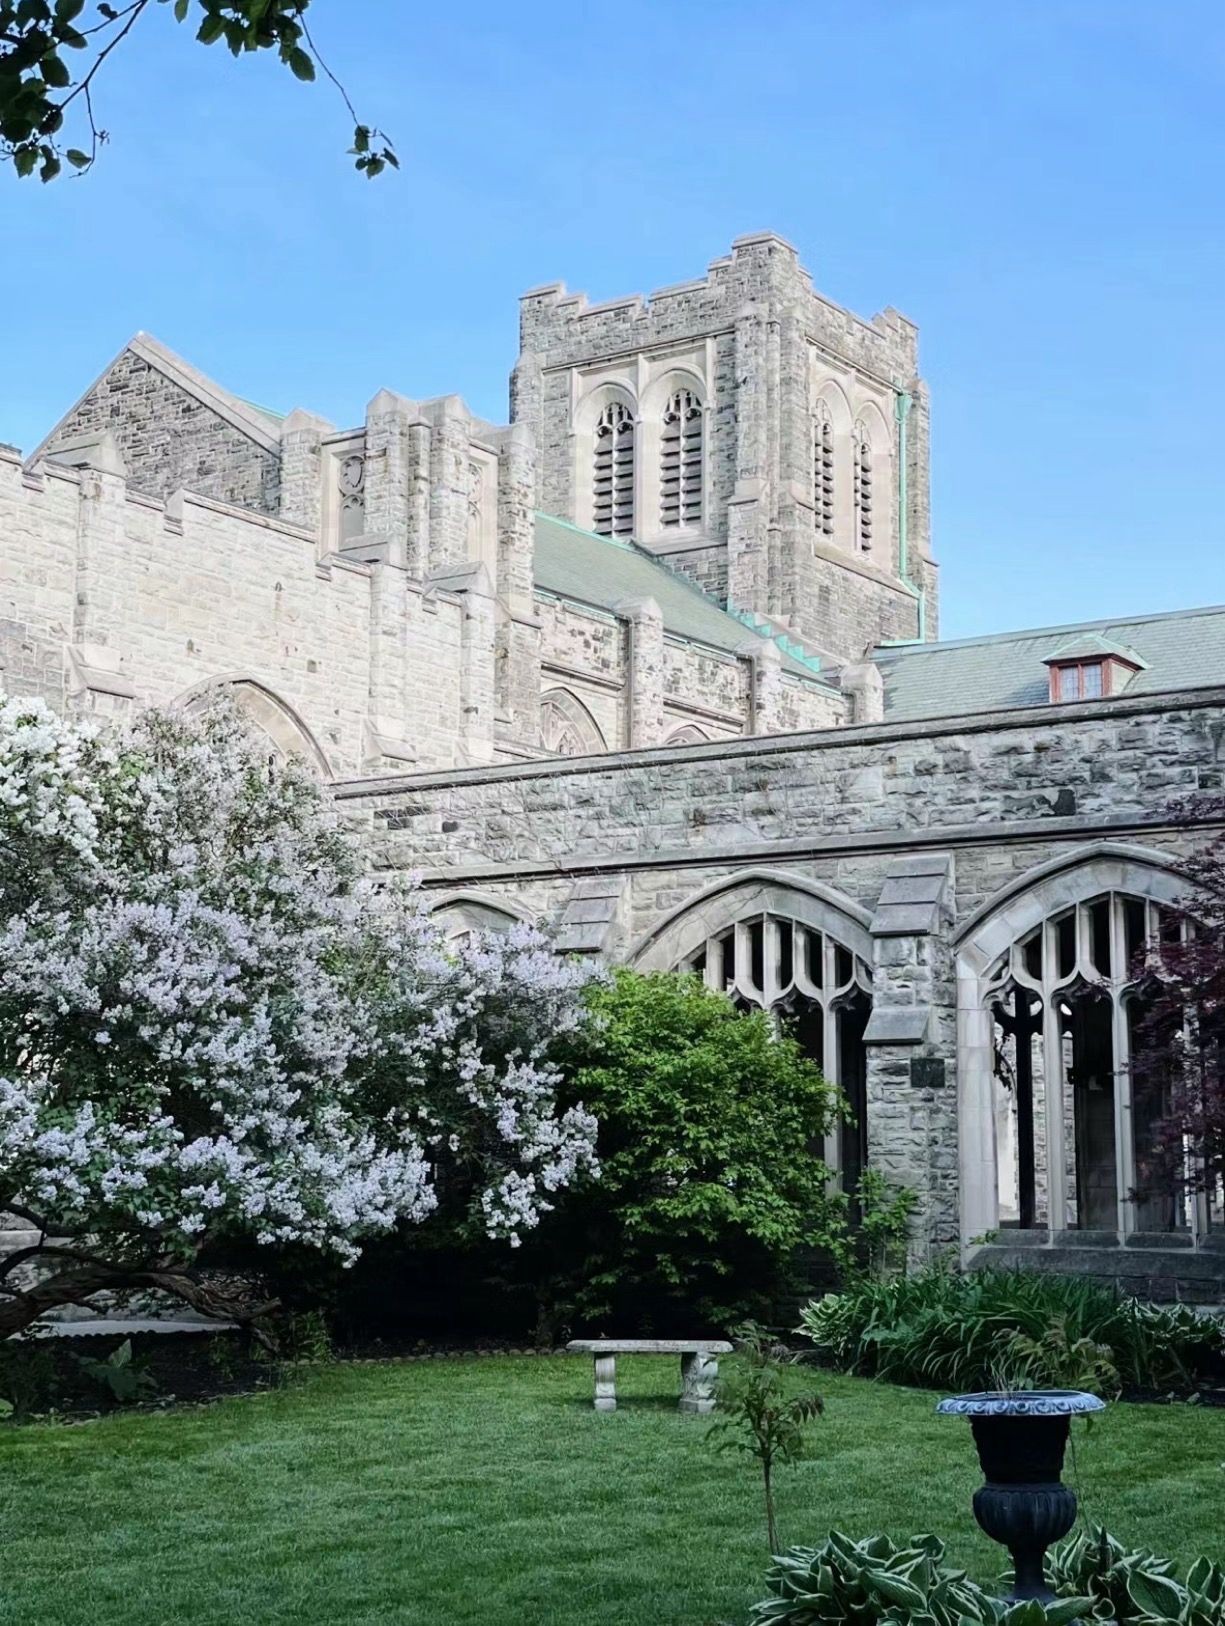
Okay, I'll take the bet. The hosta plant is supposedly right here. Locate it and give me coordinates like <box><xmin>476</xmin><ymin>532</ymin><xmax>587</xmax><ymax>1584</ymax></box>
<box><xmin>748</xmin><ymin>1531</ymin><xmax>1095</xmax><ymax>1626</ymax></box>
<box><xmin>1040</xmin><ymin>1527</ymin><xmax>1225</xmax><ymax>1626</ymax></box>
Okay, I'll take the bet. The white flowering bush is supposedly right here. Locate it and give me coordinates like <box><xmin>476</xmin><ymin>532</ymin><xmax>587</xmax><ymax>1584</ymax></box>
<box><xmin>0</xmin><ymin>697</ymin><xmax>598</xmax><ymax>1337</ymax></box>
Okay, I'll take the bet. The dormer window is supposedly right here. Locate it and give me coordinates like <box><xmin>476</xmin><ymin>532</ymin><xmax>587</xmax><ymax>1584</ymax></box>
<box><xmin>1044</xmin><ymin>635</ymin><xmax>1146</xmax><ymax>703</ymax></box>
<box><xmin>1051</xmin><ymin>661</ymin><xmax>1104</xmax><ymax>702</ymax></box>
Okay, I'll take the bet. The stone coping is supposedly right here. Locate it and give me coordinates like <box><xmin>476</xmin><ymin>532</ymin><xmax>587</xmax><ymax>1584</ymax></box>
<box><xmin>567</xmin><ymin>1339</ymin><xmax>732</xmax><ymax>1355</ymax></box>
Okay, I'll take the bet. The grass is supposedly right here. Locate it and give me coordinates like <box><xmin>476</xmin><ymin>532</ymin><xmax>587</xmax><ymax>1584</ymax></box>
<box><xmin>0</xmin><ymin>1356</ymin><xmax>1222</xmax><ymax>1626</ymax></box>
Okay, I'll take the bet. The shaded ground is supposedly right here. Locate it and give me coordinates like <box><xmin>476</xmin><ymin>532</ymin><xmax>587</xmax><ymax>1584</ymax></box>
<box><xmin>0</xmin><ymin>1357</ymin><xmax>1222</xmax><ymax>1626</ymax></box>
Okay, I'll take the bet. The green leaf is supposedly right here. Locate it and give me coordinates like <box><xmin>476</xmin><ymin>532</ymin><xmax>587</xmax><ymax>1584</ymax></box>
<box><xmin>1127</xmin><ymin>1572</ymin><xmax>1188</xmax><ymax>1620</ymax></box>
<box><xmin>173</xmin><ymin>0</ymin><xmax>189</xmax><ymax>19</ymax></box>
<box><xmin>40</xmin><ymin>52</ymin><xmax>70</xmax><ymax>88</ymax></box>
<box><xmin>53</xmin><ymin>0</ymin><xmax>83</xmax><ymax>18</ymax></box>
<box><xmin>65</xmin><ymin>147</ymin><xmax>89</xmax><ymax>168</ymax></box>
<box><xmin>196</xmin><ymin>14</ymin><xmax>224</xmax><ymax>43</ymax></box>
<box><xmin>865</xmin><ymin>1570</ymin><xmax>928</xmax><ymax>1611</ymax></box>
<box><xmin>1043</xmin><ymin>1598</ymin><xmax>1099</xmax><ymax>1625</ymax></box>
<box><xmin>286</xmin><ymin>45</ymin><xmax>314</xmax><ymax>81</ymax></box>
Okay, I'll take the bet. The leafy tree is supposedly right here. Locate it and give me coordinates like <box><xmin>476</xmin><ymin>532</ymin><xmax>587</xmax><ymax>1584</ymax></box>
<box><xmin>1130</xmin><ymin>806</ymin><xmax>1225</xmax><ymax>1214</ymax></box>
<box><xmin>0</xmin><ymin>0</ymin><xmax>395</xmax><ymax>182</ymax></box>
<box><xmin>509</xmin><ymin>968</ymin><xmax>844</xmax><ymax>1340</ymax></box>
<box><xmin>707</xmin><ymin>1323</ymin><xmax>825</xmax><ymax>1556</ymax></box>
<box><xmin>0</xmin><ymin>697</ymin><xmax>598</xmax><ymax>1338</ymax></box>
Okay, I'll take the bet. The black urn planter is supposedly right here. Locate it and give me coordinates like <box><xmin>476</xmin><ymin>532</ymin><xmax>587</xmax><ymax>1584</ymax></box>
<box><xmin>936</xmin><ymin>1390</ymin><xmax>1106</xmax><ymax>1602</ymax></box>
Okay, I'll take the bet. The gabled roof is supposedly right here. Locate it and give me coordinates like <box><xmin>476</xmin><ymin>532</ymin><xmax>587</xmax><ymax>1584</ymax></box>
<box><xmin>1042</xmin><ymin>632</ymin><xmax>1147</xmax><ymax>668</ymax></box>
<box><xmin>533</xmin><ymin>514</ymin><xmax>833</xmax><ymax>686</ymax></box>
<box><xmin>875</xmin><ymin>605</ymin><xmax>1225</xmax><ymax>721</ymax></box>
<box><xmin>28</xmin><ymin>333</ymin><xmax>287</xmax><ymax>467</ymax></box>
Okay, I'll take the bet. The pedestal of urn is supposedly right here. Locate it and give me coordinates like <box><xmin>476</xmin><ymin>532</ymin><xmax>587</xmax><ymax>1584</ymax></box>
<box><xmin>936</xmin><ymin>1391</ymin><xmax>1106</xmax><ymax>1602</ymax></box>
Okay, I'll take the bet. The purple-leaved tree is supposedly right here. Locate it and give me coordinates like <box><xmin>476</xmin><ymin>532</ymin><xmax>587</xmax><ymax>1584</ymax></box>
<box><xmin>1131</xmin><ymin>803</ymin><xmax>1225</xmax><ymax>1220</ymax></box>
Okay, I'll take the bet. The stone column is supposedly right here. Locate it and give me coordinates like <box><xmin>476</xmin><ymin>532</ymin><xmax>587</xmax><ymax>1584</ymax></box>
<box><xmin>496</xmin><ymin>424</ymin><xmax>542</xmax><ymax>747</ymax></box>
<box><xmin>679</xmin><ymin>1351</ymin><xmax>719</xmax><ymax>1415</ymax></box>
<box><xmin>740</xmin><ymin>636</ymin><xmax>785</xmax><ymax>736</ymax></box>
<box><xmin>363</xmin><ymin>560</ymin><xmax>416</xmax><ymax>774</ymax></box>
<box><xmin>727</xmin><ymin>302</ymin><xmax>768</xmax><ymax>616</ymax></box>
<box><xmin>616</xmin><ymin>594</ymin><xmax>665</xmax><ymax>748</ymax></box>
<box><xmin>593</xmin><ymin>1354</ymin><xmax>617</xmax><ymax>1413</ymax></box>
<box><xmin>278</xmin><ymin>408</ymin><xmax>331</xmax><ymax>535</ymax></box>
<box><xmin>363</xmin><ymin>389</ymin><xmax>416</xmax><ymax>569</ymax></box>
<box><xmin>840</xmin><ymin>660</ymin><xmax>884</xmax><ymax>724</ymax></box>
<box><xmin>457</xmin><ymin>562</ymin><xmax>497</xmax><ymax>766</ymax></box>
<box><xmin>862</xmin><ymin>854</ymin><xmax>959</xmax><ymax>1262</ymax></box>
<box><xmin>428</xmin><ymin>396</ymin><xmax>471</xmax><ymax>571</ymax></box>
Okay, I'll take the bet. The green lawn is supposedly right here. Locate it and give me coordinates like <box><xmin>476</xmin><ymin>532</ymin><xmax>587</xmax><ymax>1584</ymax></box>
<box><xmin>0</xmin><ymin>1356</ymin><xmax>1222</xmax><ymax>1626</ymax></box>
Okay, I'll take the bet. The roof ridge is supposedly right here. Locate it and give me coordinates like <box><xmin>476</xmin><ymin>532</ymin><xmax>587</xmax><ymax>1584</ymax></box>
<box><xmin>875</xmin><ymin>601</ymin><xmax>1225</xmax><ymax>659</ymax></box>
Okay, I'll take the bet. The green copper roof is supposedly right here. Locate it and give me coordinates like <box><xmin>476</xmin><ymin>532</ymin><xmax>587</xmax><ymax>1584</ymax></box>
<box><xmin>532</xmin><ymin>514</ymin><xmax>831</xmax><ymax>686</ymax></box>
<box><xmin>1041</xmin><ymin>632</ymin><xmax>1148</xmax><ymax>667</ymax></box>
<box><xmin>875</xmin><ymin>604</ymin><xmax>1225</xmax><ymax>721</ymax></box>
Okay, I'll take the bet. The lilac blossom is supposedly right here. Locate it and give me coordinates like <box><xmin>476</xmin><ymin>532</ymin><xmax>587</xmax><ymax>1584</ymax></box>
<box><xmin>0</xmin><ymin>699</ymin><xmax>598</xmax><ymax>1335</ymax></box>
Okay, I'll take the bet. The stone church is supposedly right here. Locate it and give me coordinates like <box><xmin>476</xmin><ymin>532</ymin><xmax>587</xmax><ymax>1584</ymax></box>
<box><xmin>4</xmin><ymin>231</ymin><xmax>1224</xmax><ymax>1298</ymax></box>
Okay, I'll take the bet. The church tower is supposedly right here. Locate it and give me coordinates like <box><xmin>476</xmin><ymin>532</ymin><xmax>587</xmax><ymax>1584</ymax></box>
<box><xmin>510</xmin><ymin>233</ymin><xmax>937</xmax><ymax>667</ymax></box>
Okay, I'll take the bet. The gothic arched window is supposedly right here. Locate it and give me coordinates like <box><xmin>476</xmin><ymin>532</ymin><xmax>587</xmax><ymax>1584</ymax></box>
<box><xmin>540</xmin><ymin>688</ymin><xmax>607</xmax><ymax>757</ymax></box>
<box><xmin>853</xmin><ymin>423</ymin><xmax>873</xmax><ymax>553</ymax></box>
<box><xmin>682</xmin><ymin>911</ymin><xmax>872</xmax><ymax>1191</ymax></box>
<box><xmin>660</xmin><ymin>389</ymin><xmax>703</xmax><ymax>528</ymax></box>
<box><xmin>813</xmin><ymin>403</ymin><xmax>835</xmax><ymax>538</ymax></box>
<box><xmin>981</xmin><ymin>890</ymin><xmax>1205</xmax><ymax>1236</ymax></box>
<box><xmin>593</xmin><ymin>402</ymin><xmax>636</xmax><ymax>538</ymax></box>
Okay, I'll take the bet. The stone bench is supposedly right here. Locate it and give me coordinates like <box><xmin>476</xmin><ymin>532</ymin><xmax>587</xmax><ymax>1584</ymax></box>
<box><xmin>566</xmin><ymin>1339</ymin><xmax>733</xmax><ymax>1414</ymax></box>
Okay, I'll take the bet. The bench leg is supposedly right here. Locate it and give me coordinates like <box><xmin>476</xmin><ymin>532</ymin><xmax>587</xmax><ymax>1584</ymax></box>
<box><xmin>679</xmin><ymin>1351</ymin><xmax>718</xmax><ymax>1414</ymax></box>
<box><xmin>593</xmin><ymin>1354</ymin><xmax>617</xmax><ymax>1412</ymax></box>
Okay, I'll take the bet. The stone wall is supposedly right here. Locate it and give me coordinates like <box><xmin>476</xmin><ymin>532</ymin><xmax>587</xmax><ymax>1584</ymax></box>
<box><xmin>44</xmin><ymin>344</ymin><xmax>282</xmax><ymax>513</ymax></box>
<box><xmin>0</xmin><ymin>445</ymin><xmax>468</xmax><ymax>775</ymax></box>
<box><xmin>338</xmin><ymin>687</ymin><xmax>1225</xmax><ymax>1253</ymax></box>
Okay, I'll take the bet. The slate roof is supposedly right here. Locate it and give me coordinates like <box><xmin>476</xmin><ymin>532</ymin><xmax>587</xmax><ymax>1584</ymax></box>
<box><xmin>874</xmin><ymin>605</ymin><xmax>1225</xmax><ymax>722</ymax></box>
<box><xmin>533</xmin><ymin>514</ymin><xmax>830</xmax><ymax>686</ymax></box>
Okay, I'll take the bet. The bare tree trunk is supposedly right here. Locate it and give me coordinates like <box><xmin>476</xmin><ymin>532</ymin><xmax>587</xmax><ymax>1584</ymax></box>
<box><xmin>0</xmin><ymin>1263</ymin><xmax>121</xmax><ymax>1339</ymax></box>
<box><xmin>763</xmin><ymin>1459</ymin><xmax>779</xmax><ymax>1557</ymax></box>
<box><xmin>0</xmin><ymin>1258</ymin><xmax>279</xmax><ymax>1342</ymax></box>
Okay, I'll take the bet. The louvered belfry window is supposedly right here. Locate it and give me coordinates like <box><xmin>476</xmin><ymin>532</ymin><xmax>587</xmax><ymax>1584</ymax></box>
<box><xmin>593</xmin><ymin>403</ymin><xmax>636</xmax><ymax>537</ymax></box>
<box><xmin>853</xmin><ymin>428</ymin><xmax>873</xmax><ymax>552</ymax></box>
<box><xmin>814</xmin><ymin>406</ymin><xmax>835</xmax><ymax>537</ymax></box>
<box><xmin>660</xmin><ymin>389</ymin><xmax>703</xmax><ymax>528</ymax></box>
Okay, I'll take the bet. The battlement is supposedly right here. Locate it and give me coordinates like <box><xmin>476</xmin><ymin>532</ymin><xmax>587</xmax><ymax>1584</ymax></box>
<box><xmin>519</xmin><ymin>233</ymin><xmax>919</xmax><ymax>383</ymax></box>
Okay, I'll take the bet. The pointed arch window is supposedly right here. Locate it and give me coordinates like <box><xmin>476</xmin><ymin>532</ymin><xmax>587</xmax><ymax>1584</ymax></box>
<box><xmin>853</xmin><ymin>423</ymin><xmax>873</xmax><ymax>553</ymax></box>
<box><xmin>813</xmin><ymin>403</ymin><xmax>835</xmax><ymax>537</ymax></box>
<box><xmin>660</xmin><ymin>389</ymin><xmax>703</xmax><ymax>528</ymax></box>
<box><xmin>981</xmin><ymin>890</ymin><xmax>1213</xmax><ymax>1237</ymax></box>
<box><xmin>593</xmin><ymin>402</ymin><xmax>636</xmax><ymax>538</ymax></box>
<box><xmin>540</xmin><ymin>688</ymin><xmax>607</xmax><ymax>757</ymax></box>
<box><xmin>682</xmin><ymin>912</ymin><xmax>872</xmax><ymax>1191</ymax></box>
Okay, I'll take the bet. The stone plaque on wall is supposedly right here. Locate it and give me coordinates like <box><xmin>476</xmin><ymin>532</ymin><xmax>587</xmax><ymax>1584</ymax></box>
<box><xmin>910</xmin><ymin>1056</ymin><xmax>946</xmax><ymax>1090</ymax></box>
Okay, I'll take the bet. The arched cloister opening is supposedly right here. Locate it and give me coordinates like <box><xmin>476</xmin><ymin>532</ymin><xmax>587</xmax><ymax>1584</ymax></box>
<box><xmin>632</xmin><ymin>872</ymin><xmax>873</xmax><ymax>1187</ymax></box>
<box><xmin>956</xmin><ymin>844</ymin><xmax>1216</xmax><ymax>1248</ymax></box>
<box><xmin>177</xmin><ymin>675</ymin><xmax>332</xmax><ymax>778</ymax></box>
<box><xmin>430</xmin><ymin>891</ymin><xmax>531</xmax><ymax>949</ymax></box>
<box><xmin>539</xmin><ymin>688</ymin><xmax>607</xmax><ymax>757</ymax></box>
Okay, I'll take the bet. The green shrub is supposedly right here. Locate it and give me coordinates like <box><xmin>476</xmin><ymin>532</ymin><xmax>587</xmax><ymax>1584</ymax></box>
<box><xmin>504</xmin><ymin>968</ymin><xmax>846</xmax><ymax>1337</ymax></box>
<box><xmin>0</xmin><ymin>1341</ymin><xmax>57</xmax><ymax>1422</ymax></box>
<box><xmin>75</xmin><ymin>1338</ymin><xmax>157</xmax><ymax>1407</ymax></box>
<box><xmin>797</xmin><ymin>1266</ymin><xmax>1223</xmax><ymax>1395</ymax></box>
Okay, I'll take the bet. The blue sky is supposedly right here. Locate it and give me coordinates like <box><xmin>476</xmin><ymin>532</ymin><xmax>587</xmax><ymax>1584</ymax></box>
<box><xmin>1</xmin><ymin>0</ymin><xmax>1222</xmax><ymax>640</ymax></box>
